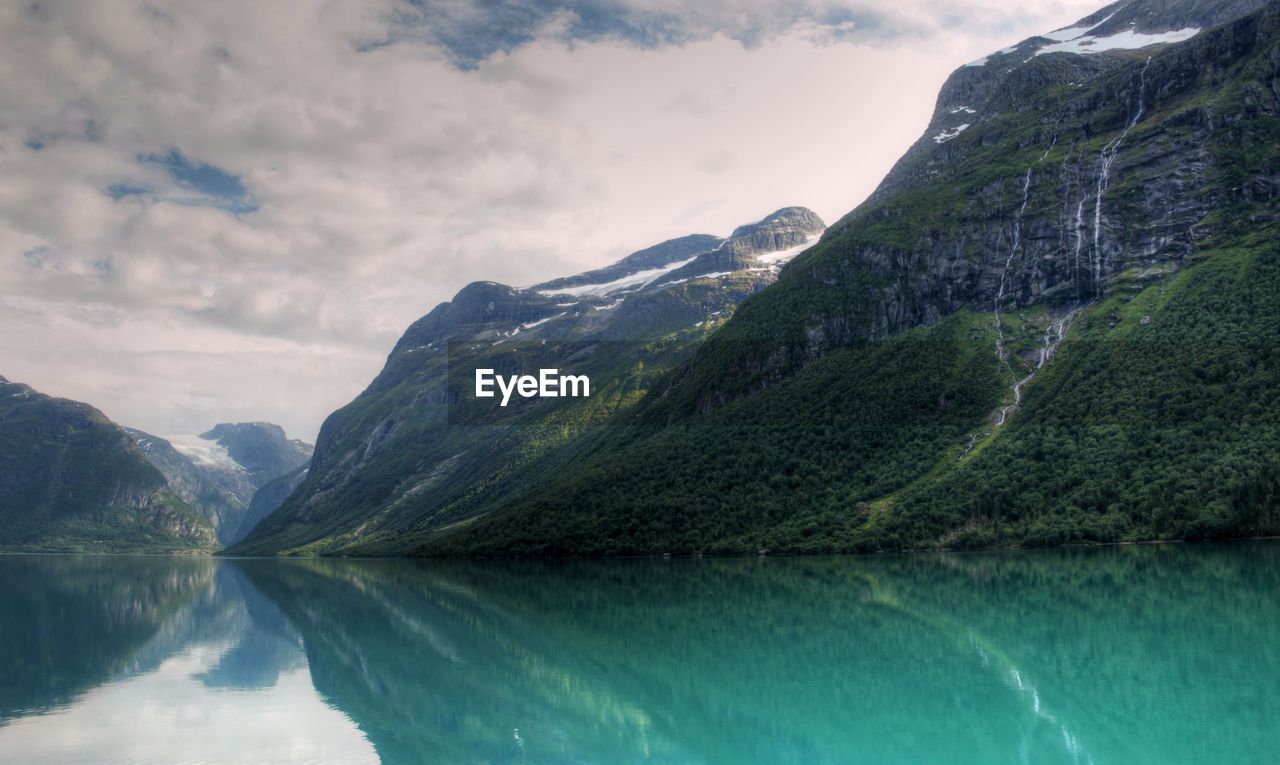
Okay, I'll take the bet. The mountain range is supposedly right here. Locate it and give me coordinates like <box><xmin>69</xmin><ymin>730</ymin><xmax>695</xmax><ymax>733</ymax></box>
<box><xmin>232</xmin><ymin>0</ymin><xmax>1280</xmax><ymax>557</ymax></box>
<box><xmin>5</xmin><ymin>0</ymin><xmax>1277</xmax><ymax>557</ymax></box>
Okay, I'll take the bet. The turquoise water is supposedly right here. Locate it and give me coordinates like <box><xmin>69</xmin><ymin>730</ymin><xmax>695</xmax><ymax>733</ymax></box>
<box><xmin>1</xmin><ymin>543</ymin><xmax>1278</xmax><ymax>764</ymax></box>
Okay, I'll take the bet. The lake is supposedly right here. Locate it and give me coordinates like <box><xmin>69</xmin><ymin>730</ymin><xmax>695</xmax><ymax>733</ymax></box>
<box><xmin>0</xmin><ymin>542</ymin><xmax>1277</xmax><ymax>764</ymax></box>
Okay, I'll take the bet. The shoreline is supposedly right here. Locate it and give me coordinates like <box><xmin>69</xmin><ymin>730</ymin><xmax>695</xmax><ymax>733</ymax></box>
<box><xmin>6</xmin><ymin>533</ymin><xmax>1280</xmax><ymax>560</ymax></box>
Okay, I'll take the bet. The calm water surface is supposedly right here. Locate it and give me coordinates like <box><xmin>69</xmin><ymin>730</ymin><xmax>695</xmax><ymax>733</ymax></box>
<box><xmin>1</xmin><ymin>542</ymin><xmax>1278</xmax><ymax>764</ymax></box>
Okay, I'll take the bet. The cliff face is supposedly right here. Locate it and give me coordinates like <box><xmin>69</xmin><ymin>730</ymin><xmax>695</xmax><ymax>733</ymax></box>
<box><xmin>227</xmin><ymin>465</ymin><xmax>309</xmax><ymax>546</ymax></box>
<box><xmin>666</xmin><ymin>1</ymin><xmax>1279</xmax><ymax>411</ymax></box>
<box><xmin>126</xmin><ymin>429</ymin><xmax>249</xmax><ymax>543</ymax></box>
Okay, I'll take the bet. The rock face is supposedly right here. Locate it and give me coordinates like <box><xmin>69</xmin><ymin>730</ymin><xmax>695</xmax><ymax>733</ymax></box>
<box><xmin>0</xmin><ymin>377</ymin><xmax>216</xmax><ymax>552</ymax></box>
<box><xmin>228</xmin><ymin>208</ymin><xmax>826</xmax><ymax>555</ymax></box>
<box><xmin>724</xmin><ymin>207</ymin><xmax>827</xmax><ymax>257</ymax></box>
<box><xmin>820</xmin><ymin>0</ymin><xmax>1278</xmax><ymax>338</ymax></box>
<box><xmin>643</xmin><ymin>0</ymin><xmax>1280</xmax><ymax>410</ymax></box>
<box><xmin>127</xmin><ymin>423</ymin><xmax>312</xmax><ymax>546</ymax></box>
<box><xmin>534</xmin><ymin>234</ymin><xmax>725</xmax><ymax>292</ymax></box>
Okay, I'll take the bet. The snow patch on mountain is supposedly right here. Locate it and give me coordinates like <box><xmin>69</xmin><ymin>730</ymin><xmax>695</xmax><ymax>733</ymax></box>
<box><xmin>966</xmin><ymin>9</ymin><xmax>1198</xmax><ymax>71</ymax></box>
<box><xmin>1040</xmin><ymin>10</ymin><xmax>1119</xmax><ymax>42</ymax></box>
<box><xmin>536</xmin><ymin>255</ymin><xmax>701</xmax><ymax>298</ymax></box>
<box><xmin>933</xmin><ymin>124</ymin><xmax>971</xmax><ymax>144</ymax></box>
<box><xmin>753</xmin><ymin>231</ymin><xmax>825</xmax><ymax>265</ymax></box>
<box><xmin>164</xmin><ymin>433</ymin><xmax>242</xmax><ymax>471</ymax></box>
<box><xmin>521</xmin><ymin>313</ymin><xmax>565</xmax><ymax>330</ymax></box>
<box><xmin>1035</xmin><ymin>26</ymin><xmax>1200</xmax><ymax>56</ymax></box>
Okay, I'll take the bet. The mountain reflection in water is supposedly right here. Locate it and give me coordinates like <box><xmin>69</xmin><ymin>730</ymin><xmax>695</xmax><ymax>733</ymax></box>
<box><xmin>0</xmin><ymin>543</ymin><xmax>1277</xmax><ymax>764</ymax></box>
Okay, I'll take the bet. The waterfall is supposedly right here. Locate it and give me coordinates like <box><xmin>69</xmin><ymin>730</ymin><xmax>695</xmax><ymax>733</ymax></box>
<box><xmin>1072</xmin><ymin>198</ymin><xmax>1087</xmax><ymax>297</ymax></box>
<box><xmin>994</xmin><ymin>169</ymin><xmax>1034</xmax><ymax>366</ymax></box>
<box><xmin>1090</xmin><ymin>56</ymin><xmax>1153</xmax><ymax>294</ymax></box>
<box><xmin>993</xmin><ymin>305</ymin><xmax>1081</xmax><ymax>426</ymax></box>
<box><xmin>1038</xmin><ymin>133</ymin><xmax>1058</xmax><ymax>163</ymax></box>
<box><xmin>1011</xmin><ymin>168</ymin><xmax>1033</xmax><ymax>261</ymax></box>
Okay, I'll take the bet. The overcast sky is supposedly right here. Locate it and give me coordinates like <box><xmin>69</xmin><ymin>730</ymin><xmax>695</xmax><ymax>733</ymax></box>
<box><xmin>0</xmin><ymin>0</ymin><xmax>1103</xmax><ymax>442</ymax></box>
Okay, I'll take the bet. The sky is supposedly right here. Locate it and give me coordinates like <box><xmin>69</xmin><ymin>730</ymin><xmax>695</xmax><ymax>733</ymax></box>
<box><xmin>0</xmin><ymin>0</ymin><xmax>1104</xmax><ymax>442</ymax></box>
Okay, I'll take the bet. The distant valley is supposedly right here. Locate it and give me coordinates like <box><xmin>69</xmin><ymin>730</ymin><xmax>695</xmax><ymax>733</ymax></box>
<box><xmin>0</xmin><ymin>374</ymin><xmax>310</xmax><ymax>552</ymax></box>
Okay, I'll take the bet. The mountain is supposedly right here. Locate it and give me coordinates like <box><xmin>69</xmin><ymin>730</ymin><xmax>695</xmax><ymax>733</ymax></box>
<box><xmin>127</xmin><ymin>424</ymin><xmax>312</xmax><ymax>545</ymax></box>
<box><xmin>237</xmin><ymin>0</ymin><xmax>1280</xmax><ymax>557</ymax></box>
<box><xmin>228</xmin><ymin>207</ymin><xmax>825</xmax><ymax>555</ymax></box>
<box><xmin>198</xmin><ymin>423</ymin><xmax>313</xmax><ymax>486</ymax></box>
<box><xmin>0</xmin><ymin>376</ymin><xmax>216</xmax><ymax>552</ymax></box>
<box><xmin>420</xmin><ymin>0</ymin><xmax>1280</xmax><ymax>556</ymax></box>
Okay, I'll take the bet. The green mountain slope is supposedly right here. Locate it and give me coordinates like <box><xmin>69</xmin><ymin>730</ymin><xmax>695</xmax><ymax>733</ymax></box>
<box><xmin>436</xmin><ymin>233</ymin><xmax>1280</xmax><ymax>555</ymax></box>
<box><xmin>893</xmin><ymin>235</ymin><xmax>1280</xmax><ymax>547</ymax></box>
<box><xmin>237</xmin><ymin>0</ymin><xmax>1280</xmax><ymax>557</ymax></box>
<box><xmin>0</xmin><ymin>377</ymin><xmax>216</xmax><ymax>552</ymax></box>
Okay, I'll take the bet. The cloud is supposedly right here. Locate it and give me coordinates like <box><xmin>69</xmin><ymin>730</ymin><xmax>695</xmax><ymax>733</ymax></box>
<box><xmin>387</xmin><ymin>0</ymin><xmax>1103</xmax><ymax>64</ymax></box>
<box><xmin>0</xmin><ymin>0</ymin><xmax>1101</xmax><ymax>440</ymax></box>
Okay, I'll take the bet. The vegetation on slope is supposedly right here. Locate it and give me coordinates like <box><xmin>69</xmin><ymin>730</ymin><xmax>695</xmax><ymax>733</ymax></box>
<box><xmin>427</xmin><ymin>311</ymin><xmax>1006</xmax><ymax>555</ymax></box>
<box><xmin>427</xmin><ymin>231</ymin><xmax>1280</xmax><ymax>555</ymax></box>
<box><xmin>0</xmin><ymin>380</ymin><xmax>216</xmax><ymax>553</ymax></box>
<box><xmin>893</xmin><ymin>234</ymin><xmax>1280</xmax><ymax>547</ymax></box>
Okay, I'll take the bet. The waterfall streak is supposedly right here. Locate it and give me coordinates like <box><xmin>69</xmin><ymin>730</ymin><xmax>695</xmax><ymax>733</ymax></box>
<box><xmin>1072</xmin><ymin>198</ymin><xmax>1087</xmax><ymax>295</ymax></box>
<box><xmin>995</xmin><ymin>169</ymin><xmax>1034</xmax><ymax>368</ymax></box>
<box><xmin>1091</xmin><ymin>57</ymin><xmax>1152</xmax><ymax>293</ymax></box>
<box><xmin>1039</xmin><ymin>134</ymin><xmax>1058</xmax><ymax>163</ymax></box>
<box><xmin>994</xmin><ymin>305</ymin><xmax>1081</xmax><ymax>426</ymax></box>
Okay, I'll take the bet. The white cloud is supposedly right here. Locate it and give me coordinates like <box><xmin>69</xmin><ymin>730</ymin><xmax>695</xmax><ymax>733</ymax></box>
<box><xmin>0</xmin><ymin>643</ymin><xmax>377</xmax><ymax>764</ymax></box>
<box><xmin>0</xmin><ymin>0</ymin><xmax>1101</xmax><ymax>440</ymax></box>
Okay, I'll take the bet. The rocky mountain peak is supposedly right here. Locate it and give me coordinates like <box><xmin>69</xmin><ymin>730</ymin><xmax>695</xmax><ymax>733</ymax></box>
<box><xmin>199</xmin><ymin>422</ymin><xmax>313</xmax><ymax>485</ymax></box>
<box><xmin>725</xmin><ymin>206</ymin><xmax>826</xmax><ymax>257</ymax></box>
<box><xmin>937</xmin><ymin>0</ymin><xmax>1269</xmax><ymax>114</ymax></box>
<box><xmin>859</xmin><ymin>0</ymin><xmax>1273</xmax><ymax>214</ymax></box>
